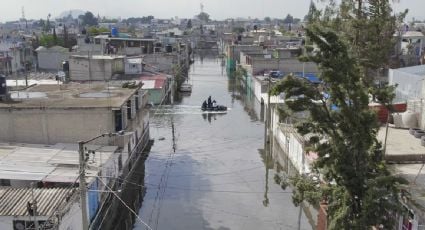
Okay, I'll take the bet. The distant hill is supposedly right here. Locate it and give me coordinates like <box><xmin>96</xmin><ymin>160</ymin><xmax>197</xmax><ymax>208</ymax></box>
<box><xmin>57</xmin><ymin>10</ymin><xmax>86</xmax><ymax>19</ymax></box>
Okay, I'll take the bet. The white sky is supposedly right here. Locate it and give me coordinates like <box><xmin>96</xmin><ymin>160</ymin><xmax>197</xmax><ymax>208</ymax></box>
<box><xmin>0</xmin><ymin>0</ymin><xmax>423</xmax><ymax>22</ymax></box>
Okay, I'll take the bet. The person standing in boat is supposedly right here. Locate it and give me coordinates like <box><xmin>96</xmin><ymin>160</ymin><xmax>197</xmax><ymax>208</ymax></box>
<box><xmin>202</xmin><ymin>100</ymin><xmax>207</xmax><ymax>109</ymax></box>
<box><xmin>207</xmin><ymin>96</ymin><xmax>212</xmax><ymax>108</ymax></box>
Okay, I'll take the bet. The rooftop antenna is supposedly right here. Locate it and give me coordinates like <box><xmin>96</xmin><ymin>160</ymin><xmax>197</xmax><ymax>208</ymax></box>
<box><xmin>21</xmin><ymin>6</ymin><xmax>25</xmax><ymax>20</ymax></box>
<box><xmin>21</xmin><ymin>6</ymin><xmax>28</xmax><ymax>29</ymax></box>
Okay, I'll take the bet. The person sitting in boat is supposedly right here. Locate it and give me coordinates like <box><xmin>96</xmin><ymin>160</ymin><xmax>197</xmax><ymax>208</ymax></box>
<box><xmin>207</xmin><ymin>96</ymin><xmax>212</xmax><ymax>108</ymax></box>
<box><xmin>202</xmin><ymin>100</ymin><xmax>207</xmax><ymax>109</ymax></box>
<box><xmin>212</xmin><ymin>100</ymin><xmax>217</xmax><ymax>107</ymax></box>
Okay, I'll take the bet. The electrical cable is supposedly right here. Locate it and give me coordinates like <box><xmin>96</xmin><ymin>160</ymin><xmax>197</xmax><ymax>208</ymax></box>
<box><xmin>96</xmin><ymin>176</ymin><xmax>153</xmax><ymax>230</ymax></box>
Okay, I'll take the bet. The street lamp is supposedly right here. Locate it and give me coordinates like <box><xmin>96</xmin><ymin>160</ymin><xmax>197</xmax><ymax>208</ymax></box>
<box><xmin>78</xmin><ymin>131</ymin><xmax>132</xmax><ymax>230</ymax></box>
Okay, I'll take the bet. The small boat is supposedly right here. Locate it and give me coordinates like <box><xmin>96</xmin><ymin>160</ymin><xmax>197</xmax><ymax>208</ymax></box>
<box><xmin>201</xmin><ymin>104</ymin><xmax>227</xmax><ymax>111</ymax></box>
<box><xmin>179</xmin><ymin>83</ymin><xmax>192</xmax><ymax>92</ymax></box>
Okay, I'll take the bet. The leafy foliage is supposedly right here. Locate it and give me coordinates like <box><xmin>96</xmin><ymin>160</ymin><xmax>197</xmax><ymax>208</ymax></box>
<box><xmin>186</xmin><ymin>19</ymin><xmax>192</xmax><ymax>29</ymax></box>
<box><xmin>87</xmin><ymin>27</ymin><xmax>110</xmax><ymax>35</ymax></box>
<box><xmin>197</xmin><ymin>12</ymin><xmax>210</xmax><ymax>22</ymax></box>
<box><xmin>283</xmin><ymin>14</ymin><xmax>294</xmax><ymax>24</ymax></box>
<box><xmin>79</xmin><ymin>11</ymin><xmax>98</xmax><ymax>27</ymax></box>
<box><xmin>39</xmin><ymin>34</ymin><xmax>64</xmax><ymax>47</ymax></box>
<box><xmin>123</xmin><ymin>16</ymin><xmax>154</xmax><ymax>25</ymax></box>
<box><xmin>232</xmin><ymin>27</ymin><xmax>245</xmax><ymax>34</ymax></box>
<box><xmin>306</xmin><ymin>0</ymin><xmax>407</xmax><ymax>86</ymax></box>
<box><xmin>271</xmin><ymin>27</ymin><xmax>407</xmax><ymax>229</ymax></box>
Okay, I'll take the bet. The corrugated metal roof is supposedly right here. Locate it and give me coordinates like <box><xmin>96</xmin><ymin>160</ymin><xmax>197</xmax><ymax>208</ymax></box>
<box><xmin>0</xmin><ymin>187</ymin><xmax>75</xmax><ymax>216</ymax></box>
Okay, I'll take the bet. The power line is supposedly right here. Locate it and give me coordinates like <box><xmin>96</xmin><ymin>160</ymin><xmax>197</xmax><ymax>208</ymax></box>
<box><xmin>89</xmin><ymin>118</ymin><xmax>152</xmax><ymax>228</ymax></box>
<box><xmin>93</xmin><ymin>175</ymin><xmax>292</xmax><ymax>194</ymax></box>
<box><xmin>96</xmin><ymin>176</ymin><xmax>153</xmax><ymax>230</ymax></box>
<box><xmin>39</xmin><ymin>172</ymin><xmax>83</xmax><ymax>229</ymax></box>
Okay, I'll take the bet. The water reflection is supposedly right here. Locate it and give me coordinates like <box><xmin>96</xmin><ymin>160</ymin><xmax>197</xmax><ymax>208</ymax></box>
<box><xmin>201</xmin><ymin>112</ymin><xmax>226</xmax><ymax>124</ymax></box>
<box><xmin>227</xmin><ymin>76</ymin><xmax>262</xmax><ymax>122</ymax></box>
<box><xmin>135</xmin><ymin>56</ymin><xmax>314</xmax><ymax>230</ymax></box>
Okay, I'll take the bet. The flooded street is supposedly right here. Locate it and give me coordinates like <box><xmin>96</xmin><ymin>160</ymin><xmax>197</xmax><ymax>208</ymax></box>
<box><xmin>134</xmin><ymin>55</ymin><xmax>314</xmax><ymax>230</ymax></box>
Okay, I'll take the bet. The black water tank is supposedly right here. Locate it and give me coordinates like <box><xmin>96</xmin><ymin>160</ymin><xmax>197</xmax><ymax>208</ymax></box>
<box><xmin>62</xmin><ymin>61</ymin><xmax>69</xmax><ymax>72</ymax></box>
<box><xmin>166</xmin><ymin>44</ymin><xmax>172</xmax><ymax>53</ymax></box>
<box><xmin>0</xmin><ymin>75</ymin><xmax>6</xmax><ymax>96</ymax></box>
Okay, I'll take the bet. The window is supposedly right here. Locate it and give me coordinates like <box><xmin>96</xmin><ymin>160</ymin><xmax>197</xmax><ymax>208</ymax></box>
<box><xmin>0</xmin><ymin>179</ymin><xmax>10</xmax><ymax>186</ymax></box>
<box><xmin>135</xmin><ymin>92</ymin><xmax>139</xmax><ymax>111</ymax></box>
<box><xmin>118</xmin><ymin>154</ymin><xmax>122</xmax><ymax>171</ymax></box>
<box><xmin>114</xmin><ymin>110</ymin><xmax>123</xmax><ymax>132</ymax></box>
<box><xmin>127</xmin><ymin>100</ymin><xmax>132</xmax><ymax>119</ymax></box>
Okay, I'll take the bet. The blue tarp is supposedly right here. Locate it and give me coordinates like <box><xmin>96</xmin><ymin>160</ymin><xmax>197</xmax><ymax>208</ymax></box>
<box><xmin>292</xmin><ymin>72</ymin><xmax>321</xmax><ymax>84</ymax></box>
<box><xmin>88</xmin><ymin>179</ymin><xmax>100</xmax><ymax>221</ymax></box>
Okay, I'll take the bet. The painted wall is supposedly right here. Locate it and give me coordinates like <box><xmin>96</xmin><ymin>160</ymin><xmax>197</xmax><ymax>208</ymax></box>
<box><xmin>59</xmin><ymin>201</ymin><xmax>83</xmax><ymax>230</ymax></box>
<box><xmin>0</xmin><ymin>108</ymin><xmax>113</xmax><ymax>145</ymax></box>
<box><xmin>69</xmin><ymin>57</ymin><xmax>124</xmax><ymax>81</ymax></box>
<box><xmin>251</xmin><ymin>58</ymin><xmax>318</xmax><ymax>76</ymax></box>
<box><xmin>38</xmin><ymin>50</ymin><xmax>70</xmax><ymax>70</ymax></box>
<box><xmin>274</xmin><ymin>123</ymin><xmax>310</xmax><ymax>174</ymax></box>
<box><xmin>146</xmin><ymin>88</ymin><xmax>165</xmax><ymax>105</ymax></box>
<box><xmin>125</xmin><ymin>63</ymin><xmax>143</xmax><ymax>75</ymax></box>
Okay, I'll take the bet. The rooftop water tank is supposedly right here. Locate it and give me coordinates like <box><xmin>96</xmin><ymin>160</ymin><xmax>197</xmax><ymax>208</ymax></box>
<box><xmin>401</xmin><ymin>111</ymin><xmax>418</xmax><ymax>128</ymax></box>
<box><xmin>165</xmin><ymin>44</ymin><xmax>172</xmax><ymax>53</ymax></box>
<box><xmin>111</xmin><ymin>27</ymin><xmax>118</xmax><ymax>37</ymax></box>
<box><xmin>0</xmin><ymin>75</ymin><xmax>7</xmax><ymax>101</ymax></box>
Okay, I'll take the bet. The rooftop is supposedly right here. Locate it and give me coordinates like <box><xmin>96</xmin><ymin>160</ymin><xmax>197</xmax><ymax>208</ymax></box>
<box><xmin>0</xmin><ymin>187</ymin><xmax>75</xmax><ymax>216</ymax></box>
<box><xmin>377</xmin><ymin>126</ymin><xmax>425</xmax><ymax>161</ymax></box>
<box><xmin>0</xmin><ymin>82</ymin><xmax>140</xmax><ymax>109</ymax></box>
<box><xmin>140</xmin><ymin>74</ymin><xmax>167</xmax><ymax>89</ymax></box>
<box><xmin>0</xmin><ymin>142</ymin><xmax>117</xmax><ymax>183</ymax></box>
<box><xmin>378</xmin><ymin>126</ymin><xmax>425</xmax><ymax>218</ymax></box>
<box><xmin>391</xmin><ymin>65</ymin><xmax>425</xmax><ymax>76</ymax></box>
<box><xmin>71</xmin><ymin>54</ymin><xmax>125</xmax><ymax>60</ymax></box>
<box><xmin>94</xmin><ymin>35</ymin><xmax>156</xmax><ymax>42</ymax></box>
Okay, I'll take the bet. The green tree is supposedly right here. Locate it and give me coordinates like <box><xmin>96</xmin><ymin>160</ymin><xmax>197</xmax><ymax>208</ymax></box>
<box><xmin>264</xmin><ymin>17</ymin><xmax>271</xmax><ymax>23</ymax></box>
<box><xmin>304</xmin><ymin>0</ymin><xmax>321</xmax><ymax>23</ymax></box>
<box><xmin>39</xmin><ymin>34</ymin><xmax>64</xmax><ymax>47</ymax></box>
<box><xmin>52</xmin><ymin>27</ymin><xmax>57</xmax><ymax>44</ymax></box>
<box><xmin>283</xmin><ymin>14</ymin><xmax>294</xmax><ymax>24</ymax></box>
<box><xmin>87</xmin><ymin>26</ymin><xmax>109</xmax><ymax>35</ymax></box>
<box><xmin>79</xmin><ymin>11</ymin><xmax>98</xmax><ymax>27</ymax></box>
<box><xmin>232</xmin><ymin>27</ymin><xmax>245</xmax><ymax>34</ymax></box>
<box><xmin>186</xmin><ymin>19</ymin><xmax>192</xmax><ymax>29</ymax></box>
<box><xmin>271</xmin><ymin>27</ymin><xmax>407</xmax><ymax>229</ymax></box>
<box><xmin>197</xmin><ymin>12</ymin><xmax>210</xmax><ymax>22</ymax></box>
<box><xmin>306</xmin><ymin>0</ymin><xmax>407</xmax><ymax>85</ymax></box>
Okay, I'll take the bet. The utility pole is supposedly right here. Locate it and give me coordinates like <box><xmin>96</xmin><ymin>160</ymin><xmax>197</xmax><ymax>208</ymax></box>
<box><xmin>79</xmin><ymin>141</ymin><xmax>89</xmax><ymax>230</ymax></box>
<box><xmin>30</xmin><ymin>182</ymin><xmax>40</xmax><ymax>230</ymax></box>
<box><xmin>88</xmin><ymin>51</ymin><xmax>92</xmax><ymax>82</ymax></box>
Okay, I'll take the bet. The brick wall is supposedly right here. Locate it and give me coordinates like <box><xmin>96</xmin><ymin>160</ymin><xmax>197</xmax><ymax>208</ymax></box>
<box><xmin>317</xmin><ymin>202</ymin><xmax>328</xmax><ymax>230</ymax></box>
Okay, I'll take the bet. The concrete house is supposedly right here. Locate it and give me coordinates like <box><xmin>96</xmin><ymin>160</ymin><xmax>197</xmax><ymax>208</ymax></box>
<box><xmin>77</xmin><ymin>35</ymin><xmax>156</xmax><ymax>55</ymax></box>
<box><xmin>389</xmin><ymin>65</ymin><xmax>425</xmax><ymax>129</ymax></box>
<box><xmin>35</xmin><ymin>46</ymin><xmax>70</xmax><ymax>71</ymax></box>
<box><xmin>69</xmin><ymin>55</ymin><xmax>125</xmax><ymax>81</ymax></box>
<box><xmin>0</xmin><ymin>142</ymin><xmax>120</xmax><ymax>230</ymax></box>
<box><xmin>0</xmin><ymin>40</ymin><xmax>32</xmax><ymax>75</ymax></box>
<box><xmin>0</xmin><ymin>186</ymin><xmax>81</xmax><ymax>230</ymax></box>
<box><xmin>239</xmin><ymin>49</ymin><xmax>318</xmax><ymax>76</ymax></box>
<box><xmin>0</xmin><ymin>82</ymin><xmax>150</xmax><ymax>229</ymax></box>
<box><xmin>125</xmin><ymin>57</ymin><xmax>143</xmax><ymax>75</ymax></box>
<box><xmin>140</xmin><ymin>74</ymin><xmax>170</xmax><ymax>105</ymax></box>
